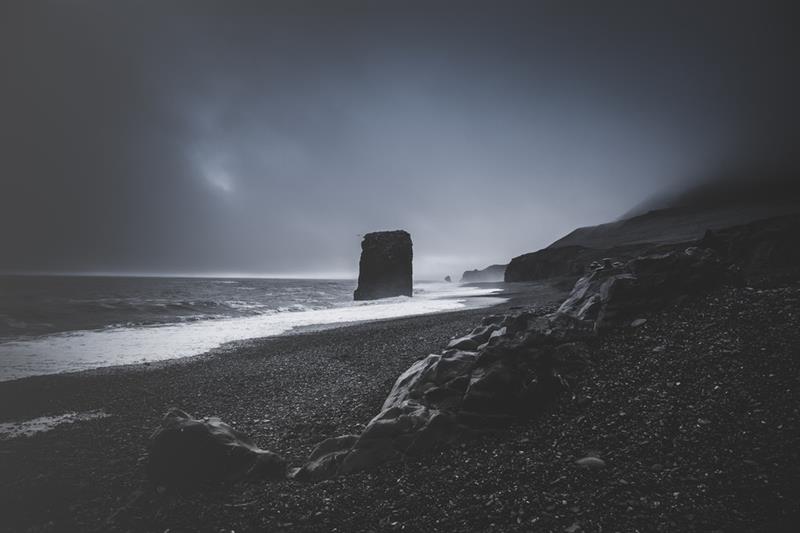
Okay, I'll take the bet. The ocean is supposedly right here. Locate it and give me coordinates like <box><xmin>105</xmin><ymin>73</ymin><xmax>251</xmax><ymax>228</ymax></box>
<box><xmin>0</xmin><ymin>275</ymin><xmax>504</xmax><ymax>381</ymax></box>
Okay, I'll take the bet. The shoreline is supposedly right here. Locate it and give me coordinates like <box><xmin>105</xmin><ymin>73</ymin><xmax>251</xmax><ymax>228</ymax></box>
<box><xmin>0</xmin><ymin>281</ymin><xmax>564</xmax><ymax>420</ymax></box>
<box><xmin>0</xmin><ymin>281</ymin><xmax>517</xmax><ymax>384</ymax></box>
<box><xmin>0</xmin><ymin>279</ymin><xmax>798</xmax><ymax>531</ymax></box>
<box><xmin>0</xmin><ymin>281</ymin><xmax>568</xmax><ymax>531</ymax></box>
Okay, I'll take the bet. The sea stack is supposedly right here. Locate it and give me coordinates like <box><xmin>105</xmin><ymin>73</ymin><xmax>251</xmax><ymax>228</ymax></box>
<box><xmin>354</xmin><ymin>230</ymin><xmax>413</xmax><ymax>300</ymax></box>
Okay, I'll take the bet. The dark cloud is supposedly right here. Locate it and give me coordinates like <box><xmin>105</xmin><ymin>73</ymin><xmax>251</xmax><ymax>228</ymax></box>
<box><xmin>1</xmin><ymin>1</ymin><xmax>798</xmax><ymax>278</ymax></box>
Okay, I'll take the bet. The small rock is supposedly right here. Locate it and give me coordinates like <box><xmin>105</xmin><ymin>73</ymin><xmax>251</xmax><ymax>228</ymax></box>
<box><xmin>575</xmin><ymin>456</ymin><xmax>606</xmax><ymax>469</ymax></box>
<box><xmin>631</xmin><ymin>318</ymin><xmax>647</xmax><ymax>327</ymax></box>
<box><xmin>651</xmin><ymin>463</ymin><xmax>664</xmax><ymax>472</ymax></box>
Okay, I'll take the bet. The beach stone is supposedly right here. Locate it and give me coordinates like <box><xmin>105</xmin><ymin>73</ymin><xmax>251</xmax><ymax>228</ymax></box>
<box><xmin>292</xmin><ymin>435</ymin><xmax>358</xmax><ymax>481</ymax></box>
<box><xmin>469</xmin><ymin>324</ymin><xmax>499</xmax><ymax>344</ymax></box>
<box><xmin>447</xmin><ymin>335</ymin><xmax>481</xmax><ymax>351</ymax></box>
<box><xmin>381</xmin><ymin>350</ymin><xmax>478</xmax><ymax>411</ymax></box>
<box><xmin>488</xmin><ymin>326</ymin><xmax>507</xmax><ymax>342</ymax></box>
<box><xmin>481</xmin><ymin>314</ymin><xmax>505</xmax><ymax>326</ymax></box>
<box><xmin>339</xmin><ymin>401</ymin><xmax>455</xmax><ymax>475</ymax></box>
<box><xmin>575</xmin><ymin>456</ymin><xmax>606</xmax><ymax>469</ymax></box>
<box><xmin>353</xmin><ymin>230</ymin><xmax>413</xmax><ymax>300</ymax></box>
<box><xmin>146</xmin><ymin>408</ymin><xmax>286</xmax><ymax>487</ymax></box>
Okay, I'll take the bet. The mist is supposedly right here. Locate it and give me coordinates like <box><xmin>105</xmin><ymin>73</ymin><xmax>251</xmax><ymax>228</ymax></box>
<box><xmin>2</xmin><ymin>1</ymin><xmax>798</xmax><ymax>279</ymax></box>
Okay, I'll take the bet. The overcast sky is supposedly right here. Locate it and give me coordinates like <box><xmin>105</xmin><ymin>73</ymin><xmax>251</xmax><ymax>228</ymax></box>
<box><xmin>1</xmin><ymin>1</ymin><xmax>798</xmax><ymax>279</ymax></box>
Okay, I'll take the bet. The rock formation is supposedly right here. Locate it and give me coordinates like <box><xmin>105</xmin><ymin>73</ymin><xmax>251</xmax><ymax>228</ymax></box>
<box><xmin>460</xmin><ymin>264</ymin><xmax>506</xmax><ymax>282</ymax></box>
<box><xmin>146</xmin><ymin>217</ymin><xmax>794</xmax><ymax>486</ymax></box>
<box><xmin>292</xmin><ymin>244</ymin><xmax>728</xmax><ymax>480</ymax></box>
<box><xmin>353</xmin><ymin>230</ymin><xmax>413</xmax><ymax>300</ymax></box>
<box><xmin>698</xmin><ymin>213</ymin><xmax>800</xmax><ymax>272</ymax></box>
<box><xmin>503</xmin><ymin>244</ymin><xmax>661</xmax><ymax>282</ymax></box>
<box><xmin>444</xmin><ymin>275</ymin><xmax>452</xmax><ymax>282</ymax></box>
<box><xmin>147</xmin><ymin>409</ymin><xmax>286</xmax><ymax>488</ymax></box>
<box><xmin>557</xmin><ymin>246</ymin><xmax>724</xmax><ymax>331</ymax></box>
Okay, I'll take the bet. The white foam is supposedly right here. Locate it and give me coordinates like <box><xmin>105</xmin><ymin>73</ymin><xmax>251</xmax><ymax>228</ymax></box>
<box><xmin>0</xmin><ymin>283</ymin><xmax>504</xmax><ymax>381</ymax></box>
<box><xmin>0</xmin><ymin>410</ymin><xmax>110</xmax><ymax>439</ymax></box>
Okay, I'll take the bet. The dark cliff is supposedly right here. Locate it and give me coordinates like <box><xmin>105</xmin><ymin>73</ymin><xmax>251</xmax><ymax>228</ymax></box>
<box><xmin>460</xmin><ymin>264</ymin><xmax>506</xmax><ymax>283</ymax></box>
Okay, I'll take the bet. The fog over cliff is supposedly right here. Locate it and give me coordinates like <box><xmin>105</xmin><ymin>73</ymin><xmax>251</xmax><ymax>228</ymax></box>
<box><xmin>1</xmin><ymin>1</ymin><xmax>798</xmax><ymax>279</ymax></box>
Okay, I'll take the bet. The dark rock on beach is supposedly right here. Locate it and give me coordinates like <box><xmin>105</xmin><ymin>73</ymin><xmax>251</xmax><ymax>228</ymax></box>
<box><xmin>558</xmin><ymin>246</ymin><xmax>724</xmax><ymax>331</ymax></box>
<box><xmin>353</xmin><ymin>230</ymin><xmax>413</xmax><ymax>300</ymax></box>
<box><xmin>147</xmin><ymin>408</ymin><xmax>286</xmax><ymax>487</ymax></box>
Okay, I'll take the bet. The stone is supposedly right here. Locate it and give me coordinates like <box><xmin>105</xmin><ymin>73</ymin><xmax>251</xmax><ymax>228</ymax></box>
<box><xmin>631</xmin><ymin>318</ymin><xmax>647</xmax><ymax>327</ymax></box>
<box><xmin>488</xmin><ymin>326</ymin><xmax>507</xmax><ymax>340</ymax></box>
<box><xmin>291</xmin><ymin>435</ymin><xmax>358</xmax><ymax>481</ymax></box>
<box><xmin>353</xmin><ymin>230</ymin><xmax>412</xmax><ymax>300</ymax></box>
<box><xmin>146</xmin><ymin>409</ymin><xmax>286</xmax><ymax>487</ymax></box>
<box><xmin>575</xmin><ymin>456</ymin><xmax>606</xmax><ymax>469</ymax></box>
<box><xmin>444</xmin><ymin>275</ymin><xmax>452</xmax><ymax>282</ymax></box>
<box><xmin>382</xmin><ymin>350</ymin><xmax>478</xmax><ymax>411</ymax></box>
<box><xmin>447</xmin><ymin>335</ymin><xmax>481</xmax><ymax>351</ymax></box>
<box><xmin>557</xmin><ymin>247</ymin><xmax>723</xmax><ymax>331</ymax></box>
<box><xmin>469</xmin><ymin>324</ymin><xmax>499</xmax><ymax>344</ymax></box>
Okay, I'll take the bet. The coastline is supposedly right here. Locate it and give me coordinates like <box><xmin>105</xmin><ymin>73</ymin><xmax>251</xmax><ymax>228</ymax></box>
<box><xmin>1</xmin><ymin>279</ymin><xmax>798</xmax><ymax>531</ymax></box>
<box><xmin>0</xmin><ymin>281</ymin><xmax>510</xmax><ymax>383</ymax></box>
<box><xmin>0</xmin><ymin>281</ymin><xmax>568</xmax><ymax>532</ymax></box>
<box><xmin>0</xmin><ymin>281</ymin><xmax>564</xmax><ymax>420</ymax></box>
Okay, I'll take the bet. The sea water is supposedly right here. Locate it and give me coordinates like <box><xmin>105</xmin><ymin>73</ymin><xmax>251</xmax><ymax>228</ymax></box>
<box><xmin>0</xmin><ymin>276</ymin><xmax>504</xmax><ymax>381</ymax></box>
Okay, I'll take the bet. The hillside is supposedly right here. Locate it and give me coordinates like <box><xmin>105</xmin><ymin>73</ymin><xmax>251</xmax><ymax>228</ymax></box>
<box><xmin>506</xmin><ymin>174</ymin><xmax>800</xmax><ymax>282</ymax></box>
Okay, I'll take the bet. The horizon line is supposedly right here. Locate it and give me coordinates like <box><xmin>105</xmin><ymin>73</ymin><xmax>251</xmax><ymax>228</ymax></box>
<box><xmin>0</xmin><ymin>270</ymin><xmax>359</xmax><ymax>281</ymax></box>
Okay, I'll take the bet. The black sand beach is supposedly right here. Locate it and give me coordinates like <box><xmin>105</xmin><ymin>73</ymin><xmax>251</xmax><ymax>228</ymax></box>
<box><xmin>1</xmin><ymin>278</ymin><xmax>799</xmax><ymax>532</ymax></box>
<box><xmin>0</xmin><ymin>282</ymin><xmax>568</xmax><ymax>532</ymax></box>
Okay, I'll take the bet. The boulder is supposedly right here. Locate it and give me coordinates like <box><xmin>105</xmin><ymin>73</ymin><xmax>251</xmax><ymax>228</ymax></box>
<box><xmin>382</xmin><ymin>350</ymin><xmax>479</xmax><ymax>411</ymax></box>
<box><xmin>446</xmin><ymin>335</ymin><xmax>481</xmax><ymax>351</ymax></box>
<box><xmin>444</xmin><ymin>275</ymin><xmax>452</xmax><ymax>282</ymax></box>
<box><xmin>558</xmin><ymin>246</ymin><xmax>723</xmax><ymax>330</ymax></box>
<box><xmin>354</xmin><ymin>230</ymin><xmax>413</xmax><ymax>300</ymax></box>
<box><xmin>147</xmin><ymin>409</ymin><xmax>286</xmax><ymax>487</ymax></box>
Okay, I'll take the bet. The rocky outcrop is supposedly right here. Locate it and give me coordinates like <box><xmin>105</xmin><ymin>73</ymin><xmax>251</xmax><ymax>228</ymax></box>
<box><xmin>293</xmin><ymin>245</ymin><xmax>728</xmax><ymax>480</ymax></box>
<box><xmin>558</xmin><ymin>247</ymin><xmax>724</xmax><ymax>331</ymax></box>
<box><xmin>460</xmin><ymin>264</ymin><xmax>506</xmax><ymax>283</ymax></box>
<box><xmin>504</xmin><ymin>242</ymin><xmax>686</xmax><ymax>283</ymax></box>
<box><xmin>147</xmin><ymin>409</ymin><xmax>286</xmax><ymax>488</ymax></box>
<box><xmin>505</xmin><ymin>246</ymin><xmax>590</xmax><ymax>282</ymax></box>
<box><xmin>354</xmin><ymin>230</ymin><xmax>413</xmax><ymax>300</ymax></box>
<box><xmin>291</xmin><ymin>310</ymin><xmax>591</xmax><ymax>481</ymax></box>
<box><xmin>145</xmin><ymin>242</ymin><xmax>746</xmax><ymax>486</ymax></box>
<box><xmin>698</xmin><ymin>214</ymin><xmax>800</xmax><ymax>272</ymax></box>
<box><xmin>444</xmin><ymin>275</ymin><xmax>452</xmax><ymax>282</ymax></box>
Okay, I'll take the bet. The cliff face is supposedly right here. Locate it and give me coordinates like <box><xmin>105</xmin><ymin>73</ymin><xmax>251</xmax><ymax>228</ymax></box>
<box><xmin>505</xmin><ymin>244</ymin><xmax>672</xmax><ymax>283</ymax></box>
<box><xmin>506</xmin><ymin>176</ymin><xmax>800</xmax><ymax>283</ymax></box>
<box><xmin>460</xmin><ymin>264</ymin><xmax>506</xmax><ymax>283</ymax></box>
<box><xmin>506</xmin><ymin>213</ymin><xmax>800</xmax><ymax>283</ymax></box>
<box><xmin>353</xmin><ymin>230</ymin><xmax>413</xmax><ymax>300</ymax></box>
